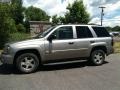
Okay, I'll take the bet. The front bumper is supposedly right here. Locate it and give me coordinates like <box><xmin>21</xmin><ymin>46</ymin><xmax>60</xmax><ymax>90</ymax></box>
<box><xmin>0</xmin><ymin>53</ymin><xmax>13</xmax><ymax>64</ymax></box>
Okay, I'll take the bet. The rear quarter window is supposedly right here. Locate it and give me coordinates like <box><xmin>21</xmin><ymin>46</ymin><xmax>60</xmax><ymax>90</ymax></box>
<box><xmin>92</xmin><ymin>27</ymin><xmax>110</xmax><ymax>37</ymax></box>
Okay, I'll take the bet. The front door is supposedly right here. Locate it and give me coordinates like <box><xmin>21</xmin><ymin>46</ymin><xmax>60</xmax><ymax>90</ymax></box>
<box><xmin>44</xmin><ymin>26</ymin><xmax>77</xmax><ymax>61</ymax></box>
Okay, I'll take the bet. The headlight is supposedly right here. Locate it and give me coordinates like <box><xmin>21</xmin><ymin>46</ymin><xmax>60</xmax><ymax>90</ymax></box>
<box><xmin>3</xmin><ymin>45</ymin><xmax>10</xmax><ymax>54</ymax></box>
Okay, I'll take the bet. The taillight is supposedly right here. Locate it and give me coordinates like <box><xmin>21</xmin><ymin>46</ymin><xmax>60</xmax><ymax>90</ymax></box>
<box><xmin>111</xmin><ymin>36</ymin><xmax>114</xmax><ymax>46</ymax></box>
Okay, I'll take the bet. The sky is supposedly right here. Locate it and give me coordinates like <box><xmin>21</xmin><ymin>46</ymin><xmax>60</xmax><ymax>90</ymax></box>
<box><xmin>23</xmin><ymin>0</ymin><xmax>120</xmax><ymax>27</ymax></box>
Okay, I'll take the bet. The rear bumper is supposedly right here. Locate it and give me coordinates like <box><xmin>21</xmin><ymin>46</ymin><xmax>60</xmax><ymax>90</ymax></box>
<box><xmin>107</xmin><ymin>47</ymin><xmax>114</xmax><ymax>55</ymax></box>
<box><xmin>0</xmin><ymin>53</ymin><xmax>13</xmax><ymax>64</ymax></box>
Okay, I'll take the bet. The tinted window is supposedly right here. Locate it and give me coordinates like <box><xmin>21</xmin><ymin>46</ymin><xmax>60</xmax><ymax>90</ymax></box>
<box><xmin>76</xmin><ymin>26</ymin><xmax>93</xmax><ymax>38</ymax></box>
<box><xmin>92</xmin><ymin>27</ymin><xmax>110</xmax><ymax>37</ymax></box>
<box><xmin>34</xmin><ymin>26</ymin><xmax>56</xmax><ymax>38</ymax></box>
<box><xmin>52</xmin><ymin>26</ymin><xmax>73</xmax><ymax>39</ymax></box>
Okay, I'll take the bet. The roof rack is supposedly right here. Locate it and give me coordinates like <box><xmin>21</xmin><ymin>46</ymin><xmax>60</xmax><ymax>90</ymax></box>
<box><xmin>55</xmin><ymin>23</ymin><xmax>101</xmax><ymax>26</ymax></box>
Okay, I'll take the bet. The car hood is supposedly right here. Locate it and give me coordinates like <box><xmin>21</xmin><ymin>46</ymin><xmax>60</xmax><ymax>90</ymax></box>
<box><xmin>9</xmin><ymin>38</ymin><xmax>45</xmax><ymax>47</ymax></box>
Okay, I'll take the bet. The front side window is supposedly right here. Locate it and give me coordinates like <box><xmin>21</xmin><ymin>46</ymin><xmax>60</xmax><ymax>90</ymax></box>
<box><xmin>34</xmin><ymin>26</ymin><xmax>56</xmax><ymax>38</ymax></box>
<box><xmin>76</xmin><ymin>26</ymin><xmax>93</xmax><ymax>38</ymax></box>
<box><xmin>51</xmin><ymin>26</ymin><xmax>73</xmax><ymax>40</ymax></box>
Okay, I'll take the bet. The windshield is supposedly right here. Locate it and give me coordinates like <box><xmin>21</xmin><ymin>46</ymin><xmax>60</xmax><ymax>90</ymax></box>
<box><xmin>34</xmin><ymin>26</ymin><xmax>56</xmax><ymax>38</ymax></box>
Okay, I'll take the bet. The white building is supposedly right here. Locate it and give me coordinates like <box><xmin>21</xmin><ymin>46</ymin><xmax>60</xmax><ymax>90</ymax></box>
<box><xmin>29</xmin><ymin>21</ymin><xmax>52</xmax><ymax>36</ymax></box>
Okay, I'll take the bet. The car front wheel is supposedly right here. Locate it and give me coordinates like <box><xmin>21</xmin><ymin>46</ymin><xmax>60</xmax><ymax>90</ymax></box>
<box><xmin>16</xmin><ymin>53</ymin><xmax>39</xmax><ymax>73</ymax></box>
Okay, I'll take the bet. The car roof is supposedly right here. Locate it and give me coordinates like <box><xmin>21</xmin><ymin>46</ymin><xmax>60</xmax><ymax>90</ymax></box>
<box><xmin>57</xmin><ymin>24</ymin><xmax>104</xmax><ymax>27</ymax></box>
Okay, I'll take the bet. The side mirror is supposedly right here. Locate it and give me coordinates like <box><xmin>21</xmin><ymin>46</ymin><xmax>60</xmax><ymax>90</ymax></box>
<box><xmin>47</xmin><ymin>34</ymin><xmax>56</xmax><ymax>42</ymax></box>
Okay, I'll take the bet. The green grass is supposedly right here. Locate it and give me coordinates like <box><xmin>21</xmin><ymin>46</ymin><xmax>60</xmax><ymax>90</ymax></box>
<box><xmin>9</xmin><ymin>32</ymin><xmax>31</xmax><ymax>42</ymax></box>
<box><xmin>114</xmin><ymin>42</ymin><xmax>120</xmax><ymax>53</ymax></box>
<box><xmin>0</xmin><ymin>33</ymin><xmax>30</xmax><ymax>53</ymax></box>
<box><xmin>0</xmin><ymin>50</ymin><xmax>2</xmax><ymax>54</ymax></box>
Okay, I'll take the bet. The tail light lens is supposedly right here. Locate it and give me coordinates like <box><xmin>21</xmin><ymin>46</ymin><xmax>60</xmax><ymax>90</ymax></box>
<box><xmin>111</xmin><ymin>36</ymin><xmax>114</xmax><ymax>46</ymax></box>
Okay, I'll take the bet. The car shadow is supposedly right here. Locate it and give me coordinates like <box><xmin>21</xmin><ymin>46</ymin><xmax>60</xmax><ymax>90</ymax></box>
<box><xmin>0</xmin><ymin>61</ymin><xmax>109</xmax><ymax>75</ymax></box>
<box><xmin>39</xmin><ymin>60</ymin><xmax>109</xmax><ymax>71</ymax></box>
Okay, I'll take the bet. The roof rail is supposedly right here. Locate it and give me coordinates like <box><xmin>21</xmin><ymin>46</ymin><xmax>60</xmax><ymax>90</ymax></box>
<box><xmin>54</xmin><ymin>23</ymin><xmax>101</xmax><ymax>26</ymax></box>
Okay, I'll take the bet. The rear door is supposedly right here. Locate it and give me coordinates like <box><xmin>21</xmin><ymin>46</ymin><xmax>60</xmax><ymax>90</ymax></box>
<box><xmin>73</xmin><ymin>26</ymin><xmax>94</xmax><ymax>57</ymax></box>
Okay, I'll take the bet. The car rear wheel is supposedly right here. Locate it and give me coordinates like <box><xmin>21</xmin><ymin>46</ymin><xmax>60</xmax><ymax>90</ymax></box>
<box><xmin>16</xmin><ymin>53</ymin><xmax>39</xmax><ymax>74</ymax></box>
<box><xmin>90</xmin><ymin>50</ymin><xmax>105</xmax><ymax>65</ymax></box>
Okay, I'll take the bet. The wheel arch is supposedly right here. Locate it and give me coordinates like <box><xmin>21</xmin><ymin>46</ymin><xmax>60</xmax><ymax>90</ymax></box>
<box><xmin>13</xmin><ymin>49</ymin><xmax>41</xmax><ymax>64</ymax></box>
<box><xmin>90</xmin><ymin>46</ymin><xmax>107</xmax><ymax>55</ymax></box>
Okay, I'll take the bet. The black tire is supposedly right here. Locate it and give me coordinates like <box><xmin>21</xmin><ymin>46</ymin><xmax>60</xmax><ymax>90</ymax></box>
<box><xmin>16</xmin><ymin>53</ymin><xmax>39</xmax><ymax>74</ymax></box>
<box><xmin>90</xmin><ymin>50</ymin><xmax>105</xmax><ymax>66</ymax></box>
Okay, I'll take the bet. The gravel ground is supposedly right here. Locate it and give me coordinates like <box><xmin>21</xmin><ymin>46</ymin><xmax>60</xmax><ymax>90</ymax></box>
<box><xmin>0</xmin><ymin>53</ymin><xmax>120</xmax><ymax>90</ymax></box>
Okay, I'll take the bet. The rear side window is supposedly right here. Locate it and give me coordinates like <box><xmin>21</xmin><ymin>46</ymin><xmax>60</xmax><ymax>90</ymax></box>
<box><xmin>76</xmin><ymin>26</ymin><xmax>93</xmax><ymax>38</ymax></box>
<box><xmin>92</xmin><ymin>27</ymin><xmax>110</xmax><ymax>37</ymax></box>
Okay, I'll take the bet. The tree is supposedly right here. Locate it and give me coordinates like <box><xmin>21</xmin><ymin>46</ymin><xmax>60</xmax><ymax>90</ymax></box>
<box><xmin>11</xmin><ymin>0</ymin><xmax>24</xmax><ymax>24</ymax></box>
<box><xmin>17</xmin><ymin>23</ymin><xmax>26</xmax><ymax>32</ymax></box>
<box><xmin>24</xmin><ymin>20</ymin><xmax>30</xmax><ymax>33</ymax></box>
<box><xmin>59</xmin><ymin>16</ymin><xmax>66</xmax><ymax>24</ymax></box>
<box><xmin>7</xmin><ymin>18</ymin><xmax>17</xmax><ymax>33</ymax></box>
<box><xmin>0</xmin><ymin>3</ymin><xmax>16</xmax><ymax>48</ymax></box>
<box><xmin>25</xmin><ymin>6</ymin><xmax>49</xmax><ymax>21</ymax></box>
<box><xmin>52</xmin><ymin>15</ymin><xmax>59</xmax><ymax>24</ymax></box>
<box><xmin>52</xmin><ymin>15</ymin><xmax>66</xmax><ymax>24</ymax></box>
<box><xmin>64</xmin><ymin>0</ymin><xmax>90</xmax><ymax>24</ymax></box>
<box><xmin>106</xmin><ymin>27</ymin><xmax>112</xmax><ymax>31</ymax></box>
<box><xmin>112</xmin><ymin>26</ymin><xmax>120</xmax><ymax>31</ymax></box>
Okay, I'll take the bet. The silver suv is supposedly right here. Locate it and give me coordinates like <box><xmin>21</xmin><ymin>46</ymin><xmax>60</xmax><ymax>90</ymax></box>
<box><xmin>0</xmin><ymin>25</ymin><xmax>114</xmax><ymax>73</ymax></box>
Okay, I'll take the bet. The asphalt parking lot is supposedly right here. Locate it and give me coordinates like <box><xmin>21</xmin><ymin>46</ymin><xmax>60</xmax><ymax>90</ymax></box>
<box><xmin>0</xmin><ymin>53</ymin><xmax>120</xmax><ymax>90</ymax></box>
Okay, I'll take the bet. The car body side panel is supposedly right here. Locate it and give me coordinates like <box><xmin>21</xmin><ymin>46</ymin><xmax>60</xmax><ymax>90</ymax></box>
<box><xmin>44</xmin><ymin>39</ymin><xmax>82</xmax><ymax>60</ymax></box>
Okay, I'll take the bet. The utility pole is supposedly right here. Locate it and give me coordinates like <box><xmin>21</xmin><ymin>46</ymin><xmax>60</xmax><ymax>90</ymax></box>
<box><xmin>99</xmin><ymin>6</ymin><xmax>105</xmax><ymax>26</ymax></box>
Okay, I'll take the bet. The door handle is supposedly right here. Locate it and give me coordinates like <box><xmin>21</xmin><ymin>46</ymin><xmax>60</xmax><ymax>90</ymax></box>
<box><xmin>68</xmin><ymin>42</ymin><xmax>74</xmax><ymax>44</ymax></box>
<box><xmin>90</xmin><ymin>41</ymin><xmax>95</xmax><ymax>43</ymax></box>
